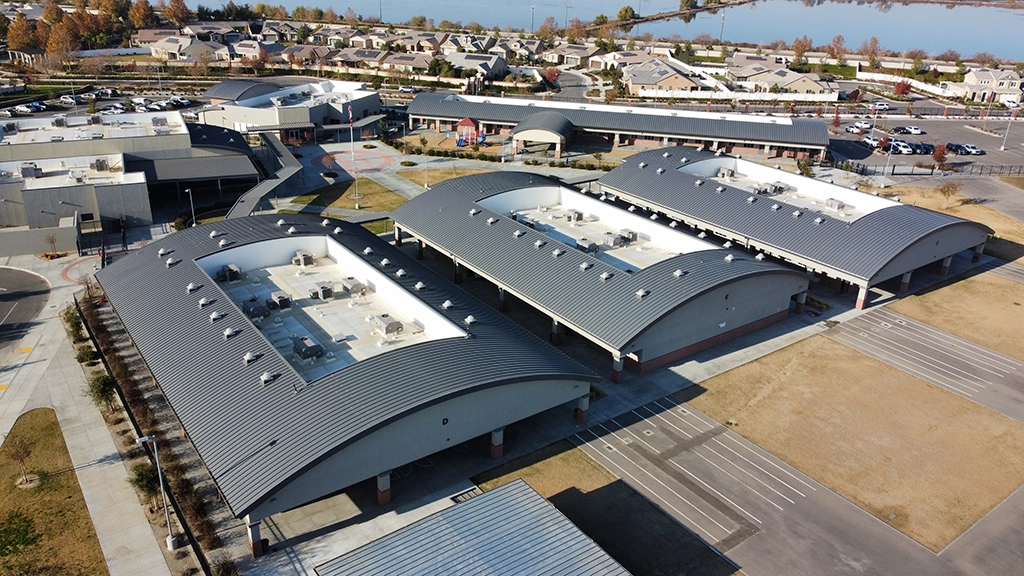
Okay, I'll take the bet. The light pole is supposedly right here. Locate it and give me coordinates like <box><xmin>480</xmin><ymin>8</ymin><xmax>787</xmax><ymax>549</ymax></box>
<box><xmin>185</xmin><ymin>188</ymin><xmax>196</xmax><ymax>227</ymax></box>
<box><xmin>531</xmin><ymin>6</ymin><xmax>535</xmax><ymax>34</ymax></box>
<box><xmin>564</xmin><ymin>4</ymin><xmax>571</xmax><ymax>34</ymax></box>
<box><xmin>136</xmin><ymin>436</ymin><xmax>177</xmax><ymax>551</ymax></box>
<box><xmin>1001</xmin><ymin>111</ymin><xmax>1015</xmax><ymax>151</ymax></box>
<box><xmin>879</xmin><ymin>137</ymin><xmax>892</xmax><ymax>189</ymax></box>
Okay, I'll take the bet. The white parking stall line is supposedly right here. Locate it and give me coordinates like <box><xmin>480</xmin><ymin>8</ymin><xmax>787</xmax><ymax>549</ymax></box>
<box><xmin>608</xmin><ymin>418</ymin><xmax>661</xmax><ymax>453</ymax></box>
<box><xmin>871</xmin><ymin>309</ymin><xmax>1023</xmax><ymax>371</ymax></box>
<box><xmin>596</xmin><ymin>422</ymin><xmax>633</xmax><ymax>446</ymax></box>
<box><xmin>653</xmin><ymin>398</ymin><xmax>712</xmax><ymax>434</ymax></box>
<box><xmin>866</xmin><ymin>311</ymin><xmax>1020</xmax><ymax>375</ymax></box>
<box><xmin>632</xmin><ymin>409</ymin><xmax>659</xmax><ymax>429</ymax></box>
<box><xmin>640</xmin><ymin>405</ymin><xmax>694</xmax><ymax>439</ymax></box>
<box><xmin>719</xmin><ymin>434</ymin><xmax>817</xmax><ymax>492</ymax></box>
<box><xmin>838</xmin><ymin>324</ymin><xmax>992</xmax><ymax>388</ymax></box>
<box><xmin>690</xmin><ymin>449</ymin><xmax>785</xmax><ymax>511</ymax></box>
<box><xmin>701</xmin><ymin>444</ymin><xmax>796</xmax><ymax>505</ymax></box>
<box><xmin>574</xmin><ymin>431</ymin><xmax>732</xmax><ymax>541</ymax></box>
<box><xmin>830</xmin><ymin>330</ymin><xmax>981</xmax><ymax>397</ymax></box>
<box><xmin>710</xmin><ymin>438</ymin><xmax>807</xmax><ymax>498</ymax></box>
<box><xmin>670</xmin><ymin>459</ymin><xmax>763</xmax><ymax>524</ymax></box>
<box><xmin>861</xmin><ymin>319</ymin><xmax>1012</xmax><ymax>380</ymax></box>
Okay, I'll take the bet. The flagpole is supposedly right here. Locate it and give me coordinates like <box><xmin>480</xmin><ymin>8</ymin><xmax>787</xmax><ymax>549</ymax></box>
<box><xmin>349</xmin><ymin>104</ymin><xmax>355</xmax><ymax>161</ymax></box>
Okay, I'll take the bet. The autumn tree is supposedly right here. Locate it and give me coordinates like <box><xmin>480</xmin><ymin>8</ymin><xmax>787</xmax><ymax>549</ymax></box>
<box><xmin>766</xmin><ymin>39</ymin><xmax>787</xmax><ymax>51</ymax></box>
<box><xmin>34</xmin><ymin>19</ymin><xmax>51</xmax><ymax>50</ymax></box>
<box><xmin>544</xmin><ymin>66</ymin><xmax>561</xmax><ymax>85</ymax></box>
<box><xmin>693</xmin><ymin>32</ymin><xmax>714</xmax><ymax>52</ymax></box>
<box><xmin>100</xmin><ymin>0</ymin><xmax>130</xmax><ymax>21</ymax></box>
<box><xmin>272</xmin><ymin>5</ymin><xmax>287</xmax><ymax>20</ymax></box>
<box><xmin>535</xmin><ymin>16</ymin><xmax>557</xmax><ymax>43</ymax></box>
<box><xmin>932</xmin><ymin>143</ymin><xmax>947</xmax><ymax>170</ymax></box>
<box><xmin>344</xmin><ymin>7</ymin><xmax>357</xmax><ymax>26</ymax></box>
<box><xmin>165</xmin><ymin>0</ymin><xmax>191</xmax><ymax>26</ymax></box>
<box><xmin>937</xmin><ymin>181</ymin><xmax>961</xmax><ymax>210</ymax></box>
<box><xmin>8</xmin><ymin>13</ymin><xmax>36</xmax><ymax>49</ymax></box>
<box><xmin>43</xmin><ymin>0</ymin><xmax>64</xmax><ymax>25</ymax></box>
<box><xmin>566</xmin><ymin>17</ymin><xmax>586</xmax><ymax>43</ymax></box>
<box><xmin>323</xmin><ymin>7</ymin><xmax>337</xmax><ymax>22</ymax></box>
<box><xmin>617</xmin><ymin>5</ymin><xmax>637</xmax><ymax>20</ymax></box>
<box><xmin>129</xmin><ymin>0</ymin><xmax>155</xmax><ymax>28</ymax></box>
<box><xmin>894</xmin><ymin>81</ymin><xmax>911</xmax><ymax>96</ymax></box>
<box><xmin>46</xmin><ymin>19</ymin><xmax>80</xmax><ymax>65</ymax></box>
<box><xmin>825</xmin><ymin>34</ymin><xmax>846</xmax><ymax>66</ymax></box>
<box><xmin>791</xmin><ymin>35</ymin><xmax>812</xmax><ymax>67</ymax></box>
<box><xmin>858</xmin><ymin>36</ymin><xmax>880</xmax><ymax>67</ymax></box>
<box><xmin>0</xmin><ymin>15</ymin><xmax>9</xmax><ymax>40</ymax></box>
<box><xmin>935</xmin><ymin>49</ymin><xmax>960</xmax><ymax>63</ymax></box>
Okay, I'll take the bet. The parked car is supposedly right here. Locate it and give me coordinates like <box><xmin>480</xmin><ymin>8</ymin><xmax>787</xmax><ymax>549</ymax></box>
<box><xmin>0</xmin><ymin>109</ymin><xmax>14</xmax><ymax>117</ymax></box>
<box><xmin>398</xmin><ymin>85</ymin><xmax>418</xmax><ymax>93</ymax></box>
<box><xmin>905</xmin><ymin>126</ymin><xmax>922</xmax><ymax>134</ymax></box>
<box><xmin>917</xmin><ymin>142</ymin><xmax>935</xmax><ymax>155</ymax></box>
<box><xmin>169</xmin><ymin>96</ymin><xmax>191</xmax><ymax>107</ymax></box>
<box><xmin>945</xmin><ymin>143</ymin><xmax>968</xmax><ymax>155</ymax></box>
<box><xmin>862</xmin><ymin>135</ymin><xmax>880</xmax><ymax>148</ymax></box>
<box><xmin>890</xmin><ymin>142</ymin><xmax>915</xmax><ymax>155</ymax></box>
<box><xmin>845</xmin><ymin>125</ymin><xmax>862</xmax><ymax>133</ymax></box>
<box><xmin>962</xmin><ymin>144</ymin><xmax>985</xmax><ymax>155</ymax></box>
<box><xmin>854</xmin><ymin>120</ymin><xmax>872</xmax><ymax>129</ymax></box>
<box><xmin>871</xmin><ymin>102</ymin><xmax>891</xmax><ymax>111</ymax></box>
<box><xmin>14</xmin><ymin>104</ymin><xmax>33</xmax><ymax>114</ymax></box>
<box><xmin>28</xmin><ymin>102</ymin><xmax>47</xmax><ymax>111</ymax></box>
<box><xmin>891</xmin><ymin>126</ymin><xmax>910</xmax><ymax>134</ymax></box>
<box><xmin>1007</xmin><ymin>101</ymin><xmax>1020</xmax><ymax>109</ymax></box>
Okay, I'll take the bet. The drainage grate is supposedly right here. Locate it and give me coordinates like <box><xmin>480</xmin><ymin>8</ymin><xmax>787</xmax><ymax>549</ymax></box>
<box><xmin>880</xmin><ymin>322</ymin><xmax>892</xmax><ymax>328</ymax></box>
<box><xmin>643</xmin><ymin>430</ymin><xmax>654</xmax><ymax>436</ymax></box>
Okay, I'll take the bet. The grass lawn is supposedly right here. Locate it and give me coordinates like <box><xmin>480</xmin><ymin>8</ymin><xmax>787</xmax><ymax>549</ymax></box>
<box><xmin>1000</xmin><ymin>177</ymin><xmax>1024</xmax><ymax>192</ymax></box>
<box><xmin>291</xmin><ymin>178</ymin><xmax>406</xmax><ymax>212</ymax></box>
<box><xmin>395</xmin><ymin>167</ymin><xmax>495</xmax><ymax>187</ymax></box>
<box><xmin>0</xmin><ymin>408</ymin><xmax>108</xmax><ymax>575</ymax></box>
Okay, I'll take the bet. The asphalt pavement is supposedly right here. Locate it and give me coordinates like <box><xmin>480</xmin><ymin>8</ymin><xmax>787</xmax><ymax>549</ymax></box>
<box><xmin>0</xmin><ymin>268</ymin><xmax>50</xmax><ymax>362</ymax></box>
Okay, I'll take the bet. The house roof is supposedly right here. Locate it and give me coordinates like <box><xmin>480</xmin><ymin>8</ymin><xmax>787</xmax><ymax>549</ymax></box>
<box><xmin>623</xmin><ymin>59</ymin><xmax>694</xmax><ymax>86</ymax></box>
<box><xmin>408</xmin><ymin>93</ymin><xmax>830</xmax><ymax>148</ymax></box>
<box><xmin>316</xmin><ymin>480</ymin><xmax>632</xmax><ymax>576</ymax></box>
<box><xmin>597</xmin><ymin>147</ymin><xmax>993</xmax><ymax>283</ymax></box>
<box><xmin>94</xmin><ymin>215</ymin><xmax>596</xmax><ymax>518</ymax></box>
<box><xmin>389</xmin><ymin>172</ymin><xmax>807</xmax><ymax>352</ymax></box>
<box><xmin>511</xmin><ymin>110</ymin><xmax>574</xmax><ymax>138</ymax></box>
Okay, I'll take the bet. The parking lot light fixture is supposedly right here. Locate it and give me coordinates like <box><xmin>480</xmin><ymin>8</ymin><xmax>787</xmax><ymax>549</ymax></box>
<box><xmin>136</xmin><ymin>435</ymin><xmax>177</xmax><ymax>551</ymax></box>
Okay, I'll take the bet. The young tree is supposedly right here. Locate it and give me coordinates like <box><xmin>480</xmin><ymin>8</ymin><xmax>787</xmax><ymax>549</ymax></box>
<box><xmin>7</xmin><ymin>13</ymin><xmax>36</xmax><ymax>49</ymax></box>
<box><xmin>832</xmin><ymin>112</ymin><xmax>840</xmax><ymax>129</ymax></box>
<box><xmin>165</xmin><ymin>0</ymin><xmax>191</xmax><ymax>26</ymax></box>
<box><xmin>128</xmin><ymin>462</ymin><xmax>160</xmax><ymax>505</ymax></box>
<box><xmin>894</xmin><ymin>81</ymin><xmax>911</xmax><ymax>96</ymax></box>
<box><xmin>592</xmin><ymin>151</ymin><xmax>603</xmax><ymax>167</ymax></box>
<box><xmin>4</xmin><ymin>436</ymin><xmax>31</xmax><ymax>484</ymax></box>
<box><xmin>937</xmin><ymin>181</ymin><xmax>961</xmax><ymax>210</ymax></box>
<box><xmin>343</xmin><ymin>7</ymin><xmax>357</xmax><ymax>26</ymax></box>
<box><xmin>567</xmin><ymin>17</ymin><xmax>586</xmax><ymax>43</ymax></box>
<box><xmin>791</xmin><ymin>35</ymin><xmax>812</xmax><ymax>67</ymax></box>
<box><xmin>858</xmin><ymin>36</ymin><xmax>880</xmax><ymax>62</ymax></box>
<box><xmin>129</xmin><ymin>0</ymin><xmax>156</xmax><ymax>29</ymax></box>
<box><xmin>323</xmin><ymin>7</ymin><xmax>337</xmax><ymax>22</ymax></box>
<box><xmin>544</xmin><ymin>66</ymin><xmax>561</xmax><ymax>85</ymax></box>
<box><xmin>87</xmin><ymin>373</ymin><xmax>117</xmax><ymax>410</ymax></box>
<box><xmin>825</xmin><ymin>34</ymin><xmax>845</xmax><ymax>66</ymax></box>
<box><xmin>617</xmin><ymin>5</ymin><xmax>637</xmax><ymax>20</ymax></box>
<box><xmin>43</xmin><ymin>0</ymin><xmax>64</xmax><ymax>25</ymax></box>
<box><xmin>932</xmin><ymin>143</ymin><xmax>947</xmax><ymax>170</ymax></box>
<box><xmin>535</xmin><ymin>16</ymin><xmax>557</xmax><ymax>42</ymax></box>
<box><xmin>693</xmin><ymin>32</ymin><xmax>714</xmax><ymax>53</ymax></box>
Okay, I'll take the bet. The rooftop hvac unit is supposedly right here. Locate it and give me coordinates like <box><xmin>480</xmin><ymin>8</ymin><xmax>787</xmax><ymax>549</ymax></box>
<box><xmin>242</xmin><ymin>298</ymin><xmax>270</xmax><ymax>320</ymax></box>
<box><xmin>717</xmin><ymin>168</ymin><xmax>735</xmax><ymax>178</ymax></box>
<box><xmin>220</xmin><ymin>264</ymin><xmax>241</xmax><ymax>282</ymax></box>
<box><xmin>152</xmin><ymin>116</ymin><xmax>168</xmax><ymax>127</ymax></box>
<box><xmin>602</xmin><ymin>232</ymin><xmax>625</xmax><ymax>247</ymax></box>
<box><xmin>576</xmin><ymin>238</ymin><xmax>598</xmax><ymax>253</ymax></box>
<box><xmin>566</xmin><ymin>209</ymin><xmax>583</xmax><ymax>222</ymax></box>
<box><xmin>373</xmin><ymin>314</ymin><xmax>403</xmax><ymax>335</ymax></box>
<box><xmin>267</xmin><ymin>290</ymin><xmax>291</xmax><ymax>310</ymax></box>
<box><xmin>19</xmin><ymin>162</ymin><xmax>41</xmax><ymax>178</ymax></box>
<box><xmin>619</xmin><ymin>229</ymin><xmax>637</xmax><ymax>242</ymax></box>
<box><xmin>292</xmin><ymin>250</ymin><xmax>315</xmax><ymax>267</ymax></box>
<box><xmin>50</xmin><ymin>135</ymin><xmax>64</xmax><ymax>142</ymax></box>
<box><xmin>309</xmin><ymin>281</ymin><xmax>334</xmax><ymax>300</ymax></box>
<box><xmin>292</xmin><ymin>335</ymin><xmax>324</xmax><ymax>360</ymax></box>
<box><xmin>90</xmin><ymin>158</ymin><xmax>109</xmax><ymax>171</ymax></box>
<box><xmin>825</xmin><ymin>198</ymin><xmax>845</xmax><ymax>211</ymax></box>
<box><xmin>340</xmin><ymin>276</ymin><xmax>365</xmax><ymax>295</ymax></box>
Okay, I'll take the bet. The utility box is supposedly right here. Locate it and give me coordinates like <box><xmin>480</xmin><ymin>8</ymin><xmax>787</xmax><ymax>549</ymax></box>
<box><xmin>619</xmin><ymin>229</ymin><xmax>637</xmax><ymax>242</ymax></box>
<box><xmin>292</xmin><ymin>335</ymin><xmax>324</xmax><ymax>360</ymax></box>
<box><xmin>602</xmin><ymin>231</ymin><xmax>625</xmax><ymax>247</ymax></box>
<box><xmin>242</xmin><ymin>298</ymin><xmax>270</xmax><ymax>320</ymax></box>
<box><xmin>566</xmin><ymin>209</ymin><xmax>583</xmax><ymax>222</ymax></box>
<box><xmin>221</xmin><ymin>264</ymin><xmax>241</xmax><ymax>282</ymax></box>
<box><xmin>267</xmin><ymin>290</ymin><xmax>291</xmax><ymax>310</ymax></box>
<box><xmin>292</xmin><ymin>250</ymin><xmax>315</xmax><ymax>267</ymax></box>
<box><xmin>309</xmin><ymin>281</ymin><xmax>334</xmax><ymax>300</ymax></box>
<box><xmin>825</xmin><ymin>198</ymin><xmax>846</xmax><ymax>211</ymax></box>
<box><xmin>576</xmin><ymin>238</ymin><xmax>598</xmax><ymax>253</ymax></box>
<box><xmin>373</xmin><ymin>314</ymin><xmax>403</xmax><ymax>336</ymax></box>
<box><xmin>339</xmin><ymin>276</ymin><xmax>365</xmax><ymax>296</ymax></box>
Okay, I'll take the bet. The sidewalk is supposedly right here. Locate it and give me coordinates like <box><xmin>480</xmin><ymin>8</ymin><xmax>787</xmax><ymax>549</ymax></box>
<box><xmin>0</xmin><ymin>252</ymin><xmax>171</xmax><ymax>576</ymax></box>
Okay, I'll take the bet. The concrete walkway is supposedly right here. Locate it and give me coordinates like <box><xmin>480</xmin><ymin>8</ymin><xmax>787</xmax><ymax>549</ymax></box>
<box><xmin>0</xmin><ymin>253</ymin><xmax>171</xmax><ymax>576</ymax></box>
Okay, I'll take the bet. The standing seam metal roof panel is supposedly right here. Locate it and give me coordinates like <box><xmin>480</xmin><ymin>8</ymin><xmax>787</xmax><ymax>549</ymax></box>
<box><xmin>390</xmin><ymin>172</ymin><xmax>809</xmax><ymax>351</ymax></box>
<box><xmin>315</xmin><ymin>479</ymin><xmax>632</xmax><ymax>576</ymax></box>
<box><xmin>95</xmin><ymin>215</ymin><xmax>596</xmax><ymax>518</ymax></box>
<box><xmin>596</xmin><ymin>148</ymin><xmax>993</xmax><ymax>283</ymax></box>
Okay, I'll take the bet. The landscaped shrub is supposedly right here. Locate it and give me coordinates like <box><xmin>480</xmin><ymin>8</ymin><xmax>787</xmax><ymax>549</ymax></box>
<box><xmin>362</xmin><ymin>144</ymin><xmax>376</xmax><ymax>149</ymax></box>
<box><xmin>75</xmin><ymin>347</ymin><xmax>99</xmax><ymax>364</ymax></box>
<box><xmin>322</xmin><ymin>171</ymin><xmax>338</xmax><ymax>178</ymax></box>
<box><xmin>400</xmin><ymin>161</ymin><xmax>416</xmax><ymax>166</ymax></box>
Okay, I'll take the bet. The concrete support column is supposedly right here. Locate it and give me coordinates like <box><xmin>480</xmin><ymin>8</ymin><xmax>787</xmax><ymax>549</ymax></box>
<box><xmin>712</xmin><ymin>140</ymin><xmax>720</xmax><ymax>150</ymax></box>
<box><xmin>490</xmin><ymin>427</ymin><xmax>504</xmax><ymax>459</ymax></box>
<box><xmin>416</xmin><ymin>239</ymin><xmax>424</xmax><ymax>260</ymax></box>
<box><xmin>497</xmin><ymin>287</ymin><xmax>508</xmax><ymax>312</ymax></box>
<box><xmin>856</xmin><ymin>285</ymin><xmax>869</xmax><ymax>310</ymax></box>
<box><xmin>899</xmin><ymin>271</ymin><xmax>913</xmax><ymax>293</ymax></box>
<box><xmin>453</xmin><ymin>260</ymin><xmax>463</xmax><ymax>283</ymax></box>
<box><xmin>575</xmin><ymin>392</ymin><xmax>590</xmax><ymax>424</ymax></box>
<box><xmin>376</xmin><ymin>471</ymin><xmax>392</xmax><ymax>506</ymax></box>
<box><xmin>839</xmin><ymin>280</ymin><xmax>850</xmax><ymax>294</ymax></box>
<box><xmin>393</xmin><ymin>225</ymin><xmax>403</xmax><ymax>246</ymax></box>
<box><xmin>550</xmin><ymin>318</ymin><xmax>562</xmax><ymax>345</ymax></box>
<box><xmin>940</xmin><ymin>255</ymin><xmax>953</xmax><ymax>276</ymax></box>
<box><xmin>555</xmin><ymin>142</ymin><xmax>562</xmax><ymax>159</ymax></box>
<box><xmin>763</xmin><ymin>144</ymin><xmax>772</xmax><ymax>159</ymax></box>
<box><xmin>794</xmin><ymin>291</ymin><xmax>807</xmax><ymax>314</ymax></box>
<box><xmin>611</xmin><ymin>355</ymin><xmax>624</xmax><ymax>383</ymax></box>
<box><xmin>612</xmin><ymin>133</ymin><xmax>620</xmax><ymax>148</ymax></box>
<box><xmin>662</xmin><ymin>136</ymin><xmax>670</xmax><ymax>146</ymax></box>
<box><xmin>973</xmin><ymin>243</ymin><xmax>985</xmax><ymax>262</ymax></box>
<box><xmin>246</xmin><ymin>516</ymin><xmax>264</xmax><ymax>558</ymax></box>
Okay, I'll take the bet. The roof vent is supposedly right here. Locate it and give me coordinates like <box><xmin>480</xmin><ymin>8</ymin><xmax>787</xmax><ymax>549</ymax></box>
<box><xmin>463</xmin><ymin>315</ymin><xmax>476</xmax><ymax>325</ymax></box>
<box><xmin>513</xmin><ymin>230</ymin><xmax>524</xmax><ymax>237</ymax></box>
<box><xmin>442</xmin><ymin>300</ymin><xmax>453</xmax><ymax>309</ymax></box>
<box><xmin>673</xmin><ymin>269</ymin><xmax>686</xmax><ymax>278</ymax></box>
<box><xmin>209</xmin><ymin>230</ymin><xmax>220</xmax><ymax>238</ymax></box>
<box><xmin>219</xmin><ymin>238</ymin><xmax>229</xmax><ymax>247</ymax></box>
<box><xmin>165</xmin><ymin>257</ymin><xmax>176</xmax><ymax>268</ymax></box>
<box><xmin>209</xmin><ymin>311</ymin><xmax>222</xmax><ymax>322</ymax></box>
<box><xmin>277</xmin><ymin>219</ymin><xmax>286</xmax><ymax>226</ymax></box>
<box><xmin>814</xmin><ymin>217</ymin><xmax>824</xmax><ymax>225</ymax></box>
<box><xmin>414</xmin><ymin>281</ymin><xmax>426</xmax><ymax>290</ymax></box>
<box><xmin>599</xmin><ymin>271</ymin><xmax>612</xmax><ymax>282</ymax></box>
<box><xmin>223</xmin><ymin>327</ymin><xmax>237</xmax><ymax>340</ymax></box>
<box><xmin>363</xmin><ymin>247</ymin><xmax>373</xmax><ymax>255</ymax></box>
<box><xmin>656</xmin><ymin>168</ymin><xmax>664</xmax><ymax>174</ymax></box>
<box><xmin>716</xmin><ymin>186</ymin><xmax>724</xmax><ymax>193</ymax></box>
<box><xmin>628</xmin><ymin>205</ymin><xmax>637</xmax><ymax>212</ymax></box>
<box><xmin>469</xmin><ymin>208</ymin><xmax>480</xmax><ymax>216</ymax></box>
<box><xmin>638</xmin><ymin>162</ymin><xmax>646</xmax><ymax>169</ymax></box>
<box><xmin>157</xmin><ymin>248</ymin><xmax>168</xmax><ymax>257</ymax></box>
<box><xmin>198</xmin><ymin>297</ymin><xmax>210</xmax><ymax>307</ymax></box>
<box><xmin>243</xmin><ymin>351</ymin><xmax>256</xmax><ymax>365</ymax></box>
<box><xmin>186</xmin><ymin>282</ymin><xmax>198</xmax><ymax>293</ymax></box>
<box><xmin>792</xmin><ymin>210</ymin><xmax>801</xmax><ymax>218</ymax></box>
<box><xmin>486</xmin><ymin>217</ymin><xmax>497</xmax><ymax>225</ymax></box>
<box><xmin>680</xmin><ymin>157</ymin><xmax>687</xmax><ymax>164</ymax></box>
<box><xmin>260</xmin><ymin>371</ymin><xmax>274</xmax><ymax>385</ymax></box>
<box><xmin>334</xmin><ymin>227</ymin><xmax>343</xmax><ymax>234</ymax></box>
<box><xmin>552</xmin><ymin>248</ymin><xmax>564</xmax><ymax>257</ymax></box>
<box><xmin>771</xmin><ymin>204</ymin><xmax>780</xmax><ymax>211</ymax></box>
<box><xmin>635</xmin><ymin>289</ymin><xmax>649</xmax><ymax>300</ymax></box>
<box><xmin>747</xmin><ymin>196</ymin><xmax>756</xmax><ymax>203</ymax></box>
<box><xmin>697</xmin><ymin>232</ymin><xmax>707</xmax><ymax>239</ymax></box>
<box><xmin>651</xmin><ymin>213</ymin><xmax>661</xmax><ymax>221</ymax></box>
<box><xmin>287</xmin><ymin>226</ymin><xmax>298</xmax><ymax>234</ymax></box>
<box><xmin>695</xmin><ymin>179</ymin><xmax>703</xmax><ymax>186</ymax></box>
<box><xmin>715</xmin><ymin>149</ymin><xmax>723</xmax><ymax>156</ymax></box>
<box><xmin>321</xmin><ymin>219</ymin><xmax>331</xmax><ymax>226</ymax></box>
<box><xmin>579</xmin><ymin>262</ymin><xmax>592</xmax><ymax>271</ymax></box>
<box><xmin>723</xmin><ymin>241</ymin><xmax>733</xmax><ymax>248</ymax></box>
<box><xmin>534</xmin><ymin>239</ymin><xmax>545</xmax><ymax>249</ymax></box>
<box><xmin>669</xmin><ymin>221</ymin><xmax>678</xmax><ymax>228</ymax></box>
<box><xmin>662</xmin><ymin>152</ymin><xmax>670</xmax><ymax>158</ymax></box>
<box><xmin>724</xmin><ymin>254</ymin><xmax>735</xmax><ymax>262</ymax></box>
<box><xmin>396</xmin><ymin>268</ymin><xmax>407</xmax><ymax>277</ymax></box>
<box><xmin>755</xmin><ymin>253</ymin><xmax>765</xmax><ymax>261</ymax></box>
<box><xmin>379</xmin><ymin>258</ymin><xmax>390</xmax><ymax>267</ymax></box>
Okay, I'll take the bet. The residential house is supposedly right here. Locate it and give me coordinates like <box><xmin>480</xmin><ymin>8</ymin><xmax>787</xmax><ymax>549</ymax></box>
<box><xmin>181</xmin><ymin>23</ymin><xmax>245</xmax><ymax>45</ymax></box>
<box><xmin>150</xmin><ymin>36</ymin><xmax>223</xmax><ymax>60</ymax></box>
<box><xmin>942</xmin><ymin>68</ymin><xmax>1022</xmax><ymax>105</ymax></box>
<box><xmin>131</xmin><ymin>29</ymin><xmax>181</xmax><ymax>48</ymax></box>
<box><xmin>488</xmin><ymin>38</ymin><xmax>545</xmax><ymax>62</ymax></box>
<box><xmin>398</xmin><ymin>32</ymin><xmax>448</xmax><ymax>54</ymax></box>
<box><xmin>543</xmin><ymin>44</ymin><xmax>606</xmax><ymax>68</ymax></box>
<box><xmin>382</xmin><ymin>52</ymin><xmax>434</xmax><ymax>74</ymax></box>
<box><xmin>317</xmin><ymin>26</ymin><xmax>360</xmax><ymax>47</ymax></box>
<box><xmin>259</xmin><ymin>21</ymin><xmax>300</xmax><ymax>43</ymax></box>
<box><xmin>752</xmin><ymin>69</ymin><xmax>831</xmax><ymax>94</ymax></box>
<box><xmin>444</xmin><ymin>52</ymin><xmax>509</xmax><ymax>79</ymax></box>
<box><xmin>215</xmin><ymin>40</ymin><xmax>284</xmax><ymax>62</ymax></box>
<box><xmin>622</xmin><ymin>59</ymin><xmax>702</xmax><ymax>96</ymax></box>
<box><xmin>589</xmin><ymin>50</ymin><xmax>652</xmax><ymax>71</ymax></box>
<box><xmin>440</xmin><ymin>34</ymin><xmax>496</xmax><ymax>55</ymax></box>
<box><xmin>281</xmin><ymin>44</ymin><xmax>335</xmax><ymax>65</ymax></box>
<box><xmin>330</xmin><ymin>48</ymin><xmax>389</xmax><ymax>68</ymax></box>
<box><xmin>727</xmin><ymin>53</ymin><xmax>788</xmax><ymax>72</ymax></box>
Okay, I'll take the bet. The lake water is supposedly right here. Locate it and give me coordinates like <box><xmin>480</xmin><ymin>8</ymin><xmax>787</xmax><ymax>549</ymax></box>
<box><xmin>238</xmin><ymin>0</ymin><xmax>1022</xmax><ymax>60</ymax></box>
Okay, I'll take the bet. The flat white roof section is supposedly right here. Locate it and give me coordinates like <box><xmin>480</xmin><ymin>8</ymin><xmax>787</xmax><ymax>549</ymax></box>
<box><xmin>2</xmin><ymin>153</ymin><xmax>145</xmax><ymax>189</ymax></box>
<box><xmin>235</xmin><ymin>79</ymin><xmax>376</xmax><ymax>109</ymax></box>
<box><xmin>0</xmin><ymin>111</ymin><xmax>189</xmax><ymax>145</ymax></box>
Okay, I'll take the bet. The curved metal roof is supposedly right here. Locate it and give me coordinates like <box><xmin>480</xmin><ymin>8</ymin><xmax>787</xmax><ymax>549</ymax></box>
<box><xmin>511</xmin><ymin>110</ymin><xmax>575</xmax><ymax>139</ymax></box>
<box><xmin>408</xmin><ymin>93</ymin><xmax>829</xmax><ymax>148</ymax></box>
<box><xmin>95</xmin><ymin>215</ymin><xmax>596</xmax><ymax>518</ymax></box>
<box><xmin>203</xmin><ymin>78</ymin><xmax>282</xmax><ymax>102</ymax></box>
<box><xmin>390</xmin><ymin>172</ymin><xmax>808</xmax><ymax>352</ymax></box>
<box><xmin>597</xmin><ymin>148</ymin><xmax>993</xmax><ymax>283</ymax></box>
<box><xmin>187</xmin><ymin>123</ymin><xmax>253</xmax><ymax>155</ymax></box>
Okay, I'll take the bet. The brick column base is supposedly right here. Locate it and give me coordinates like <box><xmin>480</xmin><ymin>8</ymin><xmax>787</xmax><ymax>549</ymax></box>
<box><xmin>611</xmin><ymin>370</ymin><xmax>622</xmax><ymax>383</ymax></box>
<box><xmin>377</xmin><ymin>488</ymin><xmax>392</xmax><ymax>506</ymax></box>
<box><xmin>575</xmin><ymin>408</ymin><xmax>589</xmax><ymax>424</ymax></box>
<box><xmin>490</xmin><ymin>443</ymin><xmax>503</xmax><ymax>459</ymax></box>
<box><xmin>795</xmin><ymin>302</ymin><xmax>805</xmax><ymax>314</ymax></box>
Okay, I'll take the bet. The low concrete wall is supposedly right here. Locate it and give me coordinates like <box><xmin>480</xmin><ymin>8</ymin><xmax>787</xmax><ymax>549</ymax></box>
<box><xmin>0</xmin><ymin>224</ymin><xmax>77</xmax><ymax>257</ymax></box>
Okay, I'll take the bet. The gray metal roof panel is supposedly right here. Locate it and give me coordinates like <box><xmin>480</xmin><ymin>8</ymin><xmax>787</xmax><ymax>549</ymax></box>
<box><xmin>511</xmin><ymin>110</ymin><xmax>575</xmax><ymax>138</ymax></box>
<box><xmin>95</xmin><ymin>215</ymin><xmax>596</xmax><ymax>518</ymax></box>
<box><xmin>408</xmin><ymin>93</ymin><xmax>829</xmax><ymax>147</ymax></box>
<box><xmin>316</xmin><ymin>479</ymin><xmax>632</xmax><ymax>576</ymax></box>
<box><xmin>390</xmin><ymin>172</ymin><xmax>808</xmax><ymax>351</ymax></box>
<box><xmin>596</xmin><ymin>148</ymin><xmax>993</xmax><ymax>282</ymax></box>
